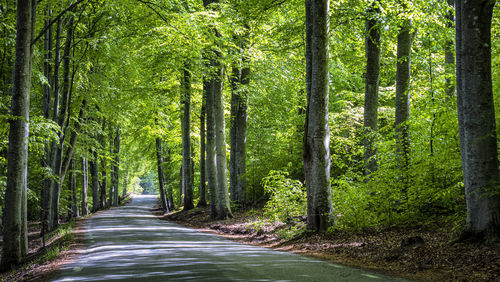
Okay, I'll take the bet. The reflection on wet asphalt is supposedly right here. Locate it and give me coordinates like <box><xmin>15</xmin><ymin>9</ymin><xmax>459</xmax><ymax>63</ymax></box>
<box><xmin>54</xmin><ymin>195</ymin><xmax>405</xmax><ymax>281</ymax></box>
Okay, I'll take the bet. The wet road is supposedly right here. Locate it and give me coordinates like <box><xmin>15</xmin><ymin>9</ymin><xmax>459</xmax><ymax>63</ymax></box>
<box><xmin>54</xmin><ymin>195</ymin><xmax>405</xmax><ymax>281</ymax></box>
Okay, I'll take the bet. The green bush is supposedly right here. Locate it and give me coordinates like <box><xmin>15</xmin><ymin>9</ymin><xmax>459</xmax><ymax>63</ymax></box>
<box><xmin>262</xmin><ymin>170</ymin><xmax>306</xmax><ymax>223</ymax></box>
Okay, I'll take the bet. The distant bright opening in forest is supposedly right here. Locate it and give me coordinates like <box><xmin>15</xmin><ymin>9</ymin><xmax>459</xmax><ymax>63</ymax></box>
<box><xmin>0</xmin><ymin>0</ymin><xmax>499</xmax><ymax>280</ymax></box>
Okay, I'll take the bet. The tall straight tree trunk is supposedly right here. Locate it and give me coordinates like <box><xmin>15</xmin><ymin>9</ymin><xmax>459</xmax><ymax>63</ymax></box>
<box><xmin>395</xmin><ymin>10</ymin><xmax>412</xmax><ymax>193</ymax></box>
<box><xmin>206</xmin><ymin>78</ymin><xmax>218</xmax><ymax>219</ymax></box>
<box><xmin>1</xmin><ymin>0</ymin><xmax>33</xmax><ymax>270</ymax></box>
<box><xmin>69</xmin><ymin>159</ymin><xmax>78</xmax><ymax>218</ymax></box>
<box><xmin>303</xmin><ymin>0</ymin><xmax>333</xmax><ymax>232</ymax></box>
<box><xmin>112</xmin><ymin>128</ymin><xmax>120</xmax><ymax>206</ymax></box>
<box><xmin>99</xmin><ymin>119</ymin><xmax>107</xmax><ymax>208</ymax></box>
<box><xmin>40</xmin><ymin>2</ymin><xmax>53</xmax><ymax>248</ymax></box>
<box><xmin>204</xmin><ymin>0</ymin><xmax>220</xmax><ymax>220</ymax></box>
<box><xmin>44</xmin><ymin>18</ymin><xmax>62</xmax><ymax>232</ymax></box>
<box><xmin>229</xmin><ymin>33</ymin><xmax>249</xmax><ymax>206</ymax></box>
<box><xmin>198</xmin><ymin>81</ymin><xmax>208</xmax><ymax>207</ymax></box>
<box><xmin>90</xmin><ymin>150</ymin><xmax>99</xmax><ymax>212</ymax></box>
<box><xmin>179</xmin><ymin>168</ymin><xmax>183</xmax><ymax>204</ymax></box>
<box><xmin>50</xmin><ymin>16</ymin><xmax>74</xmax><ymax>230</ymax></box>
<box><xmin>182</xmin><ymin>63</ymin><xmax>194</xmax><ymax>210</ymax></box>
<box><xmin>455</xmin><ymin>0</ymin><xmax>500</xmax><ymax>241</ymax></box>
<box><xmin>156</xmin><ymin>137</ymin><xmax>168</xmax><ymax>211</ymax></box>
<box><xmin>363</xmin><ymin>0</ymin><xmax>381</xmax><ymax>176</ymax></box>
<box><xmin>444</xmin><ymin>0</ymin><xmax>455</xmax><ymax>98</ymax></box>
<box><xmin>214</xmin><ymin>62</ymin><xmax>232</xmax><ymax>220</ymax></box>
<box><xmin>164</xmin><ymin>145</ymin><xmax>175</xmax><ymax>210</ymax></box>
<box><xmin>81</xmin><ymin>157</ymin><xmax>89</xmax><ymax>216</ymax></box>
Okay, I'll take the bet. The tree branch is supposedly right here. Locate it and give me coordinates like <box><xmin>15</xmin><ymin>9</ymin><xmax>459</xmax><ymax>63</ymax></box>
<box><xmin>32</xmin><ymin>0</ymin><xmax>86</xmax><ymax>46</ymax></box>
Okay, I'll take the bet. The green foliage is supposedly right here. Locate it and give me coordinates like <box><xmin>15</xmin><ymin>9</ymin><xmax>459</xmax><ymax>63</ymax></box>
<box><xmin>262</xmin><ymin>171</ymin><xmax>306</xmax><ymax>223</ymax></box>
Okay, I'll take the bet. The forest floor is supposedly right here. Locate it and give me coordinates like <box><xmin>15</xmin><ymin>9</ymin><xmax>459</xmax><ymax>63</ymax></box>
<box><xmin>156</xmin><ymin>206</ymin><xmax>500</xmax><ymax>282</ymax></box>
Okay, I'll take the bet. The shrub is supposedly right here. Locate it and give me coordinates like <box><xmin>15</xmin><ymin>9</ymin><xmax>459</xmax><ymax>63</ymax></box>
<box><xmin>262</xmin><ymin>170</ymin><xmax>306</xmax><ymax>222</ymax></box>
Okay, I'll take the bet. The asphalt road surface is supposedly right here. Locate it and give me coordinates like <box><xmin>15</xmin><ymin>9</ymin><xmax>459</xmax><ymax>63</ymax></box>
<box><xmin>53</xmin><ymin>195</ymin><xmax>406</xmax><ymax>281</ymax></box>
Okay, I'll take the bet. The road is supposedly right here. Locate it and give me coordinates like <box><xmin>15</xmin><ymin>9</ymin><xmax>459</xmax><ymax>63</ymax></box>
<box><xmin>53</xmin><ymin>195</ymin><xmax>405</xmax><ymax>281</ymax></box>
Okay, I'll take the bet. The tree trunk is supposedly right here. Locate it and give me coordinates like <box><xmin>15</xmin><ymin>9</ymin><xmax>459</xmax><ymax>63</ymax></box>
<box><xmin>156</xmin><ymin>137</ymin><xmax>168</xmax><ymax>211</ymax></box>
<box><xmin>198</xmin><ymin>81</ymin><xmax>208</xmax><ymax>207</ymax></box>
<box><xmin>455</xmin><ymin>0</ymin><xmax>500</xmax><ymax>241</ymax></box>
<box><xmin>204</xmin><ymin>0</ymin><xmax>220</xmax><ymax>220</ymax></box>
<box><xmin>303</xmin><ymin>0</ymin><xmax>333</xmax><ymax>232</ymax></box>
<box><xmin>395</xmin><ymin>12</ymin><xmax>412</xmax><ymax>193</ymax></box>
<box><xmin>363</xmin><ymin>1</ymin><xmax>381</xmax><ymax>176</ymax></box>
<box><xmin>81</xmin><ymin>157</ymin><xmax>89</xmax><ymax>216</ymax></box>
<box><xmin>229</xmin><ymin>34</ymin><xmax>249</xmax><ymax>207</ymax></box>
<box><xmin>112</xmin><ymin>128</ymin><xmax>120</xmax><ymax>206</ymax></box>
<box><xmin>99</xmin><ymin>119</ymin><xmax>107</xmax><ymax>208</ymax></box>
<box><xmin>182</xmin><ymin>63</ymin><xmax>194</xmax><ymax>210</ymax></box>
<box><xmin>90</xmin><ymin>149</ymin><xmax>99</xmax><ymax>212</ymax></box>
<box><xmin>108</xmin><ymin>131</ymin><xmax>114</xmax><ymax>206</ymax></box>
<box><xmin>43</xmin><ymin>18</ymin><xmax>62</xmax><ymax>232</ymax></box>
<box><xmin>40</xmin><ymin>2</ymin><xmax>53</xmax><ymax>250</ymax></box>
<box><xmin>69</xmin><ymin>158</ymin><xmax>78</xmax><ymax>218</ymax></box>
<box><xmin>444</xmin><ymin>0</ymin><xmax>455</xmax><ymax>98</ymax></box>
<box><xmin>214</xmin><ymin>62</ymin><xmax>232</xmax><ymax>220</ymax></box>
<box><xmin>1</xmin><ymin>0</ymin><xmax>33</xmax><ymax>269</ymax></box>
<box><xmin>163</xmin><ymin>145</ymin><xmax>175</xmax><ymax>210</ymax></box>
<box><xmin>50</xmin><ymin>16</ymin><xmax>74</xmax><ymax>230</ymax></box>
<box><xmin>179</xmin><ymin>166</ymin><xmax>183</xmax><ymax>206</ymax></box>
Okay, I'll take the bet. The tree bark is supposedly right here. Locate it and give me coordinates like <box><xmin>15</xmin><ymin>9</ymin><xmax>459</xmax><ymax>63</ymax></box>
<box><xmin>229</xmin><ymin>33</ymin><xmax>249</xmax><ymax>207</ymax></box>
<box><xmin>363</xmin><ymin>0</ymin><xmax>381</xmax><ymax>176</ymax></box>
<box><xmin>43</xmin><ymin>17</ymin><xmax>62</xmax><ymax>232</ymax></box>
<box><xmin>1</xmin><ymin>0</ymin><xmax>33</xmax><ymax>269</ymax></box>
<box><xmin>303</xmin><ymin>0</ymin><xmax>333</xmax><ymax>232</ymax></box>
<box><xmin>90</xmin><ymin>149</ymin><xmax>99</xmax><ymax>212</ymax></box>
<box><xmin>99</xmin><ymin>119</ymin><xmax>107</xmax><ymax>208</ymax></box>
<box><xmin>198</xmin><ymin>81</ymin><xmax>208</xmax><ymax>207</ymax></box>
<box><xmin>395</xmin><ymin>11</ymin><xmax>412</xmax><ymax>193</ymax></box>
<box><xmin>81</xmin><ymin>157</ymin><xmax>89</xmax><ymax>216</ymax></box>
<box><xmin>182</xmin><ymin>63</ymin><xmax>194</xmax><ymax>210</ymax></box>
<box><xmin>112</xmin><ymin>128</ymin><xmax>120</xmax><ymax>206</ymax></box>
<box><xmin>455</xmin><ymin>0</ymin><xmax>500</xmax><ymax>241</ymax></box>
<box><xmin>69</xmin><ymin>158</ymin><xmax>79</xmax><ymax>218</ymax></box>
<box><xmin>163</xmin><ymin>145</ymin><xmax>175</xmax><ymax>210</ymax></box>
<box><xmin>444</xmin><ymin>0</ymin><xmax>455</xmax><ymax>98</ymax></box>
<box><xmin>156</xmin><ymin>137</ymin><xmax>168</xmax><ymax>211</ymax></box>
<box><xmin>50</xmin><ymin>16</ymin><xmax>74</xmax><ymax>230</ymax></box>
<box><xmin>214</xmin><ymin>62</ymin><xmax>232</xmax><ymax>220</ymax></box>
<box><xmin>204</xmin><ymin>0</ymin><xmax>220</xmax><ymax>220</ymax></box>
<box><xmin>2</xmin><ymin>0</ymin><xmax>33</xmax><ymax>267</ymax></box>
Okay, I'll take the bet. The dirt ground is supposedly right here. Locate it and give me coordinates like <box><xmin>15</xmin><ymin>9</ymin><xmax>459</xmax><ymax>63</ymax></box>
<box><xmin>0</xmin><ymin>217</ymin><xmax>87</xmax><ymax>282</ymax></box>
<box><xmin>157</xmin><ymin>206</ymin><xmax>500</xmax><ymax>282</ymax></box>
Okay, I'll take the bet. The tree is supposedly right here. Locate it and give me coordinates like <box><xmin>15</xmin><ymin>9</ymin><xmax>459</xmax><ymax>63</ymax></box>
<box><xmin>1</xmin><ymin>0</ymin><xmax>35</xmax><ymax>270</ymax></box>
<box><xmin>198</xmin><ymin>81</ymin><xmax>208</xmax><ymax>207</ymax></box>
<box><xmin>99</xmin><ymin>119</ymin><xmax>108</xmax><ymax>209</ymax></box>
<box><xmin>156</xmin><ymin>136</ymin><xmax>169</xmax><ymax>211</ymax></box>
<box><xmin>363</xmin><ymin>0</ymin><xmax>381</xmax><ymax>176</ymax></box>
<box><xmin>395</xmin><ymin>2</ymin><xmax>412</xmax><ymax>191</ymax></box>
<box><xmin>111</xmin><ymin>127</ymin><xmax>120</xmax><ymax>206</ymax></box>
<box><xmin>182</xmin><ymin>63</ymin><xmax>194</xmax><ymax>210</ymax></box>
<box><xmin>444</xmin><ymin>0</ymin><xmax>455</xmax><ymax>98</ymax></box>
<box><xmin>229</xmin><ymin>31</ymin><xmax>249</xmax><ymax>206</ymax></box>
<box><xmin>81</xmin><ymin>156</ymin><xmax>89</xmax><ymax>216</ymax></box>
<box><xmin>303</xmin><ymin>0</ymin><xmax>333</xmax><ymax>232</ymax></box>
<box><xmin>90</xmin><ymin>149</ymin><xmax>100</xmax><ymax>212</ymax></box>
<box><xmin>214</xmin><ymin>59</ymin><xmax>232</xmax><ymax>219</ymax></box>
<box><xmin>455</xmin><ymin>0</ymin><xmax>500</xmax><ymax>241</ymax></box>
